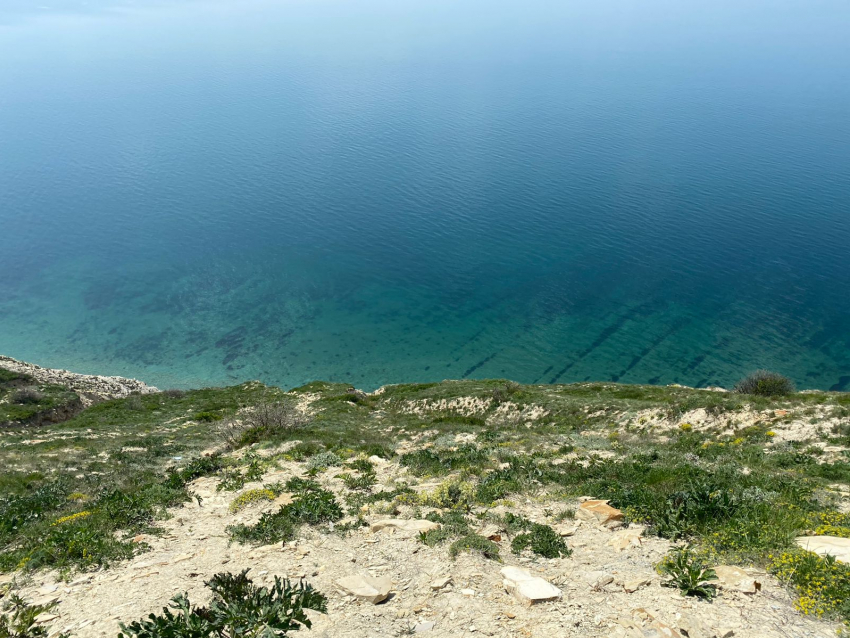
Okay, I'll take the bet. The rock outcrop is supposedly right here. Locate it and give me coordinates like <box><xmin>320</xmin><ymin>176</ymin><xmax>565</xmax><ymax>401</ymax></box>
<box><xmin>0</xmin><ymin>355</ymin><xmax>158</xmax><ymax>405</ymax></box>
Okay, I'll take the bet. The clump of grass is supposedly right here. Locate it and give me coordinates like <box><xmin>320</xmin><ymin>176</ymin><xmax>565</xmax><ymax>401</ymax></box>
<box><xmin>306</xmin><ymin>452</ymin><xmax>342</xmax><ymax>472</ymax></box>
<box><xmin>419</xmin><ymin>511</ymin><xmax>472</xmax><ymax>547</ymax></box>
<box><xmin>216</xmin><ymin>453</ymin><xmax>268</xmax><ymax>492</ymax></box>
<box><xmin>339</xmin><ymin>472</ymin><xmax>377</xmax><ymax>492</ymax></box>
<box><xmin>228</xmin><ymin>484</ymin><xmax>343</xmax><ymax>545</ymax></box>
<box><xmin>449</xmin><ymin>534</ymin><xmax>501</xmax><ymax>561</ymax></box>
<box><xmin>400</xmin><ymin>445</ymin><xmax>490</xmax><ymax>477</ymax></box>
<box><xmin>119</xmin><ymin>570</ymin><xmax>326</xmax><ymax>638</ymax></box>
<box><xmin>230</xmin><ymin>488</ymin><xmax>276</xmax><ymax>513</ymax></box>
<box><xmin>734</xmin><ymin>370</ymin><xmax>795</xmax><ymax>397</ymax></box>
<box><xmin>491</xmin><ymin>512</ymin><xmax>570</xmax><ymax>558</ymax></box>
<box><xmin>658</xmin><ymin>547</ymin><xmax>717</xmax><ymax>599</ymax></box>
<box><xmin>346</xmin><ymin>458</ymin><xmax>375</xmax><ymax>474</ymax></box>
<box><xmin>510</xmin><ymin>523</ymin><xmax>571</xmax><ymax>558</ymax></box>
<box><xmin>194</xmin><ymin>411</ymin><xmax>222</xmax><ymax>422</ymax></box>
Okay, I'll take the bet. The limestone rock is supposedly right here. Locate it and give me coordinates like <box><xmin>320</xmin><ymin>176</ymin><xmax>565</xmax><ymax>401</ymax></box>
<box><xmin>336</xmin><ymin>573</ymin><xmax>392</xmax><ymax>604</ymax></box>
<box><xmin>501</xmin><ymin>566</ymin><xmax>562</xmax><ymax>605</ymax></box>
<box><xmin>576</xmin><ymin>500</ymin><xmax>624</xmax><ymax>528</ymax></box>
<box><xmin>430</xmin><ymin>576</ymin><xmax>452</xmax><ymax>590</ymax></box>
<box><xmin>583</xmin><ymin>570</ymin><xmax>614</xmax><ymax>590</ymax></box>
<box><xmin>795</xmin><ymin>535</ymin><xmax>850</xmax><ymax>563</ymax></box>
<box><xmin>554</xmin><ymin>522</ymin><xmax>580</xmax><ymax>537</ymax></box>
<box><xmin>370</xmin><ymin>519</ymin><xmax>441</xmax><ymax>534</ymax></box>
<box><xmin>607</xmin><ymin>525</ymin><xmax>645</xmax><ymax>551</ymax></box>
<box><xmin>414</xmin><ymin>621</ymin><xmax>435</xmax><ymax>632</ymax></box>
<box><xmin>713</xmin><ymin>565</ymin><xmax>760</xmax><ymax>594</ymax></box>
<box><xmin>622</xmin><ymin>577</ymin><xmax>650</xmax><ymax>593</ymax></box>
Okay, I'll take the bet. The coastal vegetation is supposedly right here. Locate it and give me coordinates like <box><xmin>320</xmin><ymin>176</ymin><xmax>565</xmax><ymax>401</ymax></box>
<box><xmin>1</xmin><ymin>367</ymin><xmax>849</xmax><ymax>635</ymax></box>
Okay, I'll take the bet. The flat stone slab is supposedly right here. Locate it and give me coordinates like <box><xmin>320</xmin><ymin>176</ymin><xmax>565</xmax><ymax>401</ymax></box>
<box><xmin>501</xmin><ymin>566</ymin><xmax>562</xmax><ymax>606</ymax></box>
<box><xmin>714</xmin><ymin>565</ymin><xmax>761</xmax><ymax>593</ymax></box>
<box><xmin>336</xmin><ymin>573</ymin><xmax>392</xmax><ymax>604</ymax></box>
<box><xmin>796</xmin><ymin>536</ymin><xmax>850</xmax><ymax>564</ymax></box>
<box><xmin>370</xmin><ymin>519</ymin><xmax>441</xmax><ymax>534</ymax></box>
<box><xmin>577</xmin><ymin>500</ymin><xmax>624</xmax><ymax>527</ymax></box>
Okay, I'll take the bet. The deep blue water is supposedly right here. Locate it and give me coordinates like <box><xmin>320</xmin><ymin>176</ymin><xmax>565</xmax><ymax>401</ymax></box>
<box><xmin>1</xmin><ymin>0</ymin><xmax>849</xmax><ymax>390</ymax></box>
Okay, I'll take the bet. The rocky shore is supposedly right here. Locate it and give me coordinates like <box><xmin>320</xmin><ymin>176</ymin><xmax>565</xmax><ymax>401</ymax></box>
<box><xmin>0</xmin><ymin>355</ymin><xmax>158</xmax><ymax>406</ymax></box>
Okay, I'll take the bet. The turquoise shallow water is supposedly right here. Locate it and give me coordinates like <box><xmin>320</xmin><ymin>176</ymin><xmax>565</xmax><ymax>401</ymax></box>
<box><xmin>1</xmin><ymin>0</ymin><xmax>849</xmax><ymax>390</ymax></box>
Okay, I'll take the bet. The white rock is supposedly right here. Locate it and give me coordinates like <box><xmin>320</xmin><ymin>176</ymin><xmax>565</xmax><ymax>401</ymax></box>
<box><xmin>501</xmin><ymin>566</ymin><xmax>562</xmax><ymax>606</ymax></box>
<box><xmin>554</xmin><ymin>522</ymin><xmax>580</xmax><ymax>537</ymax></box>
<box><xmin>336</xmin><ymin>573</ymin><xmax>392</xmax><ymax>604</ymax></box>
<box><xmin>430</xmin><ymin>576</ymin><xmax>452</xmax><ymax>590</ymax></box>
<box><xmin>714</xmin><ymin>566</ymin><xmax>760</xmax><ymax>594</ymax></box>
<box><xmin>414</xmin><ymin>621</ymin><xmax>435</xmax><ymax>632</ymax></box>
<box><xmin>795</xmin><ymin>535</ymin><xmax>850</xmax><ymax>564</ymax></box>
<box><xmin>607</xmin><ymin>525</ymin><xmax>645</xmax><ymax>551</ymax></box>
<box><xmin>460</xmin><ymin>588</ymin><xmax>476</xmax><ymax>597</ymax></box>
<box><xmin>622</xmin><ymin>578</ymin><xmax>650</xmax><ymax>593</ymax></box>
<box><xmin>370</xmin><ymin>519</ymin><xmax>441</xmax><ymax>534</ymax></box>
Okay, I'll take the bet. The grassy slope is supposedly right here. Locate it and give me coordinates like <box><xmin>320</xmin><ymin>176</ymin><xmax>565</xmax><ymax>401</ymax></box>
<box><xmin>1</xmin><ymin>373</ymin><xmax>849</xmax><ymax>621</ymax></box>
<box><xmin>0</xmin><ymin>368</ymin><xmax>81</xmax><ymax>427</ymax></box>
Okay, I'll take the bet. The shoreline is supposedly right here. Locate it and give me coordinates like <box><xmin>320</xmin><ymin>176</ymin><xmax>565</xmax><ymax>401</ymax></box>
<box><xmin>0</xmin><ymin>354</ymin><xmax>158</xmax><ymax>406</ymax></box>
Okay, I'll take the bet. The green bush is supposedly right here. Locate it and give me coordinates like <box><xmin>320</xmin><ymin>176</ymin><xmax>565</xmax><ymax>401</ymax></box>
<box><xmin>306</xmin><ymin>452</ymin><xmax>342</xmax><ymax>472</ymax></box>
<box><xmin>419</xmin><ymin>511</ymin><xmax>471</xmax><ymax>547</ymax></box>
<box><xmin>193</xmin><ymin>411</ymin><xmax>222</xmax><ymax>422</ymax></box>
<box><xmin>119</xmin><ymin>570</ymin><xmax>326</xmax><ymax>638</ymax></box>
<box><xmin>510</xmin><ymin>523</ymin><xmax>571</xmax><ymax>559</ymax></box>
<box><xmin>449</xmin><ymin>534</ymin><xmax>501</xmax><ymax>561</ymax></box>
<box><xmin>734</xmin><ymin>370</ymin><xmax>795</xmax><ymax>397</ymax></box>
<box><xmin>228</xmin><ymin>487</ymin><xmax>343</xmax><ymax>545</ymax></box>
<box><xmin>770</xmin><ymin>550</ymin><xmax>850</xmax><ymax>622</ymax></box>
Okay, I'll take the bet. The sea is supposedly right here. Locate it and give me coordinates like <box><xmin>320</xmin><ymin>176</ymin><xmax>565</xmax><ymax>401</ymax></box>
<box><xmin>1</xmin><ymin>0</ymin><xmax>849</xmax><ymax>391</ymax></box>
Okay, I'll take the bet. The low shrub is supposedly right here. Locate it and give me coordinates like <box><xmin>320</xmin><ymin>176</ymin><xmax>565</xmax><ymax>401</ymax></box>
<box><xmin>658</xmin><ymin>547</ymin><xmax>717</xmax><ymax>599</ymax></box>
<box><xmin>510</xmin><ymin>523</ymin><xmax>571</xmax><ymax>559</ymax></box>
<box><xmin>119</xmin><ymin>570</ymin><xmax>326</xmax><ymax>638</ymax></box>
<box><xmin>306</xmin><ymin>452</ymin><xmax>342</xmax><ymax>472</ymax></box>
<box><xmin>449</xmin><ymin>534</ymin><xmax>501</xmax><ymax>561</ymax></box>
<box><xmin>194</xmin><ymin>411</ymin><xmax>222</xmax><ymax>422</ymax></box>
<box><xmin>228</xmin><ymin>487</ymin><xmax>343</xmax><ymax>545</ymax></box>
<box><xmin>220</xmin><ymin>398</ymin><xmax>307</xmax><ymax>448</ymax></box>
<box><xmin>339</xmin><ymin>472</ymin><xmax>377</xmax><ymax>492</ymax></box>
<box><xmin>420</xmin><ymin>478</ymin><xmax>475</xmax><ymax>511</ymax></box>
<box><xmin>230</xmin><ymin>489</ymin><xmax>276</xmax><ymax>513</ymax></box>
<box><xmin>10</xmin><ymin>389</ymin><xmax>43</xmax><ymax>405</ymax></box>
<box><xmin>1</xmin><ymin>594</ymin><xmax>67</xmax><ymax>638</ymax></box>
<box><xmin>770</xmin><ymin>550</ymin><xmax>850</xmax><ymax>622</ymax></box>
<box><xmin>734</xmin><ymin>370</ymin><xmax>795</xmax><ymax>397</ymax></box>
<box><xmin>419</xmin><ymin>511</ymin><xmax>471</xmax><ymax>547</ymax></box>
